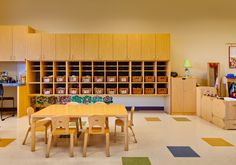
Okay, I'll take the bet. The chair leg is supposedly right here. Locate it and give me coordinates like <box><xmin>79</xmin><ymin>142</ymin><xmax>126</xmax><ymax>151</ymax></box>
<box><xmin>105</xmin><ymin>117</ymin><xmax>109</xmax><ymax>128</ymax></box>
<box><xmin>83</xmin><ymin>132</ymin><xmax>88</xmax><ymax>157</ymax></box>
<box><xmin>45</xmin><ymin>126</ymin><xmax>48</xmax><ymax>144</ymax></box>
<box><xmin>46</xmin><ymin>133</ymin><xmax>53</xmax><ymax>158</ymax></box>
<box><xmin>114</xmin><ymin>124</ymin><xmax>117</xmax><ymax>143</ymax></box>
<box><xmin>79</xmin><ymin>118</ymin><xmax>83</xmax><ymax>129</ymax></box>
<box><xmin>70</xmin><ymin>133</ymin><xmax>74</xmax><ymax>157</ymax></box>
<box><xmin>121</xmin><ymin>126</ymin><xmax>124</xmax><ymax>132</ymax></box>
<box><xmin>74</xmin><ymin>131</ymin><xmax>78</xmax><ymax>146</ymax></box>
<box><xmin>129</xmin><ymin>126</ymin><xmax>137</xmax><ymax>143</ymax></box>
<box><xmin>106</xmin><ymin>133</ymin><xmax>110</xmax><ymax>157</ymax></box>
<box><xmin>76</xmin><ymin>120</ymin><xmax>79</xmax><ymax>133</ymax></box>
<box><xmin>22</xmin><ymin>127</ymin><xmax>31</xmax><ymax>145</ymax></box>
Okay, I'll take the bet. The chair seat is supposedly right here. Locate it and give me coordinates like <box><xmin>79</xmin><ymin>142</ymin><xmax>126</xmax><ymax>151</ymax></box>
<box><xmin>53</xmin><ymin>128</ymin><xmax>77</xmax><ymax>135</ymax></box>
<box><xmin>115</xmin><ymin>119</ymin><xmax>132</xmax><ymax>127</ymax></box>
<box><xmin>0</xmin><ymin>96</ymin><xmax>14</xmax><ymax>100</ymax></box>
<box><xmin>85</xmin><ymin>127</ymin><xmax>110</xmax><ymax>134</ymax></box>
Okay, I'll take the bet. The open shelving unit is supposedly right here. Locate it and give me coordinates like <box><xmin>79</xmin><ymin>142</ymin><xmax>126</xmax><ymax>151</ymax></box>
<box><xmin>26</xmin><ymin>60</ymin><xmax>170</xmax><ymax>96</ymax></box>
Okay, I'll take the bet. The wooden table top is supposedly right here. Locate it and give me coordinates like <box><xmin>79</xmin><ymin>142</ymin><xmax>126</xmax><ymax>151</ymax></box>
<box><xmin>32</xmin><ymin>104</ymin><xmax>128</xmax><ymax>118</ymax></box>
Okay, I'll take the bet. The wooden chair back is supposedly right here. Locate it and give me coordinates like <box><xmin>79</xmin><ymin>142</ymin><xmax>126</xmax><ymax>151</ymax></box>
<box><xmin>130</xmin><ymin>106</ymin><xmax>135</xmax><ymax>126</ymax></box>
<box><xmin>51</xmin><ymin>116</ymin><xmax>70</xmax><ymax>134</ymax></box>
<box><xmin>88</xmin><ymin>115</ymin><xmax>106</xmax><ymax>134</ymax></box>
<box><xmin>27</xmin><ymin>107</ymin><xmax>35</xmax><ymax>126</ymax></box>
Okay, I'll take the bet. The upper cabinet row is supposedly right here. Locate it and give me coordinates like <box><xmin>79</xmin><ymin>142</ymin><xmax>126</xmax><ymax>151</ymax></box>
<box><xmin>0</xmin><ymin>26</ymin><xmax>170</xmax><ymax>61</ymax></box>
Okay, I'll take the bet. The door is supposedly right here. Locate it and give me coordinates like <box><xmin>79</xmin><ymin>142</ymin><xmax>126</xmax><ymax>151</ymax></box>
<box><xmin>12</xmin><ymin>26</ymin><xmax>28</xmax><ymax>61</ymax></box>
<box><xmin>156</xmin><ymin>34</ymin><xmax>170</xmax><ymax>61</ymax></box>
<box><xmin>141</xmin><ymin>34</ymin><xmax>156</xmax><ymax>60</ymax></box>
<box><xmin>84</xmin><ymin>34</ymin><xmax>99</xmax><ymax>60</ymax></box>
<box><xmin>183</xmin><ymin>78</ymin><xmax>196</xmax><ymax>113</ymax></box>
<box><xmin>42</xmin><ymin>33</ymin><xmax>55</xmax><ymax>61</ymax></box>
<box><xmin>0</xmin><ymin>26</ymin><xmax>12</xmax><ymax>61</ymax></box>
<box><xmin>113</xmin><ymin>34</ymin><xmax>128</xmax><ymax>60</ymax></box>
<box><xmin>171</xmin><ymin>78</ymin><xmax>184</xmax><ymax>113</ymax></box>
<box><xmin>127</xmin><ymin>34</ymin><xmax>141</xmax><ymax>60</ymax></box>
<box><xmin>26</xmin><ymin>33</ymin><xmax>42</xmax><ymax>60</ymax></box>
<box><xmin>55</xmin><ymin>34</ymin><xmax>70</xmax><ymax>61</ymax></box>
<box><xmin>70</xmin><ymin>34</ymin><xmax>84</xmax><ymax>60</ymax></box>
<box><xmin>99</xmin><ymin>34</ymin><xmax>113</xmax><ymax>60</ymax></box>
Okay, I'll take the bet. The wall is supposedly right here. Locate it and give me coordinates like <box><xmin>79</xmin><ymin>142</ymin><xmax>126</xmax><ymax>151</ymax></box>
<box><xmin>0</xmin><ymin>0</ymin><xmax>236</xmax><ymax>107</ymax></box>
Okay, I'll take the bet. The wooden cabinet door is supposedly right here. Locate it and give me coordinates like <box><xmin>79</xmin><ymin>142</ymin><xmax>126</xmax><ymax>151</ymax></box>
<box><xmin>141</xmin><ymin>34</ymin><xmax>156</xmax><ymax>60</ymax></box>
<box><xmin>84</xmin><ymin>34</ymin><xmax>99</xmax><ymax>60</ymax></box>
<box><xmin>26</xmin><ymin>33</ymin><xmax>42</xmax><ymax>60</ymax></box>
<box><xmin>113</xmin><ymin>34</ymin><xmax>127</xmax><ymax>60</ymax></box>
<box><xmin>156</xmin><ymin>34</ymin><xmax>170</xmax><ymax>61</ymax></box>
<box><xmin>127</xmin><ymin>34</ymin><xmax>141</xmax><ymax>60</ymax></box>
<box><xmin>99</xmin><ymin>34</ymin><xmax>113</xmax><ymax>60</ymax></box>
<box><xmin>183</xmin><ymin>78</ymin><xmax>196</xmax><ymax>113</ymax></box>
<box><xmin>42</xmin><ymin>33</ymin><xmax>55</xmax><ymax>61</ymax></box>
<box><xmin>171</xmin><ymin>78</ymin><xmax>184</xmax><ymax>113</ymax></box>
<box><xmin>55</xmin><ymin>34</ymin><xmax>70</xmax><ymax>61</ymax></box>
<box><xmin>12</xmin><ymin>26</ymin><xmax>28</xmax><ymax>61</ymax></box>
<box><xmin>0</xmin><ymin>26</ymin><xmax>12</xmax><ymax>61</ymax></box>
<box><xmin>70</xmin><ymin>34</ymin><xmax>84</xmax><ymax>60</ymax></box>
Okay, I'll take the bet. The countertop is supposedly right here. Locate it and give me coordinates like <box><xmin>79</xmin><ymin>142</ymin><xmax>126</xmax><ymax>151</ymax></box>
<box><xmin>1</xmin><ymin>83</ymin><xmax>26</xmax><ymax>87</ymax></box>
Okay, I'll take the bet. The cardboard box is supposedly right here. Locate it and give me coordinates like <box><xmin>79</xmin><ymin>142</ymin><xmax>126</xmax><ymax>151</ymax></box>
<box><xmin>145</xmin><ymin>76</ymin><xmax>155</xmax><ymax>82</ymax></box>
<box><xmin>132</xmin><ymin>76</ymin><xmax>142</xmax><ymax>82</ymax></box>
<box><xmin>157</xmin><ymin>76</ymin><xmax>168</xmax><ymax>82</ymax></box>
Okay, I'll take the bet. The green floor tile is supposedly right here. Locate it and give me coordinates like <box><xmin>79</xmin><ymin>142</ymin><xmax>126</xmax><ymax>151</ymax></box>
<box><xmin>122</xmin><ymin>157</ymin><xmax>151</xmax><ymax>165</ymax></box>
<box><xmin>173</xmin><ymin>117</ymin><xmax>191</xmax><ymax>121</ymax></box>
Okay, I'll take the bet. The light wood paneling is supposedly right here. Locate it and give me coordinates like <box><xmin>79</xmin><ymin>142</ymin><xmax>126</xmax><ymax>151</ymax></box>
<box><xmin>84</xmin><ymin>34</ymin><xmax>99</xmax><ymax>60</ymax></box>
<box><xmin>156</xmin><ymin>34</ymin><xmax>170</xmax><ymax>61</ymax></box>
<box><xmin>70</xmin><ymin>34</ymin><xmax>84</xmax><ymax>60</ymax></box>
<box><xmin>113</xmin><ymin>34</ymin><xmax>127</xmax><ymax>60</ymax></box>
<box><xmin>42</xmin><ymin>33</ymin><xmax>55</xmax><ymax>61</ymax></box>
<box><xmin>12</xmin><ymin>26</ymin><xmax>29</xmax><ymax>61</ymax></box>
<box><xmin>26</xmin><ymin>33</ymin><xmax>42</xmax><ymax>60</ymax></box>
<box><xmin>141</xmin><ymin>34</ymin><xmax>156</xmax><ymax>60</ymax></box>
<box><xmin>171</xmin><ymin>77</ymin><xmax>184</xmax><ymax>113</ymax></box>
<box><xmin>99</xmin><ymin>34</ymin><xmax>113</xmax><ymax>60</ymax></box>
<box><xmin>183</xmin><ymin>78</ymin><xmax>196</xmax><ymax>113</ymax></box>
<box><xmin>17</xmin><ymin>85</ymin><xmax>29</xmax><ymax>117</ymax></box>
<box><xmin>0</xmin><ymin>26</ymin><xmax>12</xmax><ymax>61</ymax></box>
<box><xmin>55</xmin><ymin>34</ymin><xmax>70</xmax><ymax>60</ymax></box>
<box><xmin>128</xmin><ymin>34</ymin><xmax>141</xmax><ymax>60</ymax></box>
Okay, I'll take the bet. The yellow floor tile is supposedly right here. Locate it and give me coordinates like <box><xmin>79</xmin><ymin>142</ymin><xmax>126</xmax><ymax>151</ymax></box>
<box><xmin>202</xmin><ymin>138</ymin><xmax>234</xmax><ymax>146</ymax></box>
<box><xmin>0</xmin><ymin>138</ymin><xmax>15</xmax><ymax>147</ymax></box>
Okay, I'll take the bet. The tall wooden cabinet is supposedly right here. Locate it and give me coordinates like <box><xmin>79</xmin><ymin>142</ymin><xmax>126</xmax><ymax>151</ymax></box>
<box><xmin>171</xmin><ymin>77</ymin><xmax>196</xmax><ymax>115</ymax></box>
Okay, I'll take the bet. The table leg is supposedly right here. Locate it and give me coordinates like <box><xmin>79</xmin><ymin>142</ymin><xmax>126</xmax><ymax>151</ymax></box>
<box><xmin>31</xmin><ymin>118</ymin><xmax>36</xmax><ymax>152</ymax></box>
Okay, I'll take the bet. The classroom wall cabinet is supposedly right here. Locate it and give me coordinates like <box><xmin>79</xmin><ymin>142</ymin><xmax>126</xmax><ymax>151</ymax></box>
<box><xmin>113</xmin><ymin>34</ymin><xmax>128</xmax><ymax>60</ymax></box>
<box><xmin>55</xmin><ymin>34</ymin><xmax>71</xmax><ymax>61</ymax></box>
<box><xmin>26</xmin><ymin>60</ymin><xmax>170</xmax><ymax>96</ymax></box>
<box><xmin>41</xmin><ymin>33</ymin><xmax>56</xmax><ymax>61</ymax></box>
<box><xmin>84</xmin><ymin>34</ymin><xmax>99</xmax><ymax>60</ymax></box>
<box><xmin>26</xmin><ymin>33</ymin><xmax>42</xmax><ymax>60</ymax></box>
<box><xmin>70</xmin><ymin>34</ymin><xmax>84</xmax><ymax>60</ymax></box>
<box><xmin>171</xmin><ymin>77</ymin><xmax>196</xmax><ymax>115</ymax></box>
<box><xmin>0</xmin><ymin>26</ymin><xmax>12</xmax><ymax>61</ymax></box>
<box><xmin>156</xmin><ymin>34</ymin><xmax>170</xmax><ymax>61</ymax></box>
<box><xmin>0</xmin><ymin>25</ymin><xmax>170</xmax><ymax>62</ymax></box>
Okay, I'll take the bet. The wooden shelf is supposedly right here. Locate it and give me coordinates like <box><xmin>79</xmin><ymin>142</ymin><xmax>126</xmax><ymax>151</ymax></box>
<box><xmin>26</xmin><ymin>60</ymin><xmax>170</xmax><ymax>96</ymax></box>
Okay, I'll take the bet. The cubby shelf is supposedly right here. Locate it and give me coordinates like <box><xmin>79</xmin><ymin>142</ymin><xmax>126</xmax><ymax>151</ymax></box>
<box><xmin>26</xmin><ymin>60</ymin><xmax>170</xmax><ymax>96</ymax></box>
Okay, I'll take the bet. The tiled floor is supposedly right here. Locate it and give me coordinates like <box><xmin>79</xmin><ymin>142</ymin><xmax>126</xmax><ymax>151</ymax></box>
<box><xmin>1</xmin><ymin>111</ymin><xmax>236</xmax><ymax>165</ymax></box>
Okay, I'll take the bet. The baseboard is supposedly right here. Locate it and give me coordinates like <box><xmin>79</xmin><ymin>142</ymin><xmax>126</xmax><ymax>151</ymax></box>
<box><xmin>126</xmin><ymin>106</ymin><xmax>164</xmax><ymax>111</ymax></box>
<box><xmin>171</xmin><ymin>112</ymin><xmax>196</xmax><ymax>115</ymax></box>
